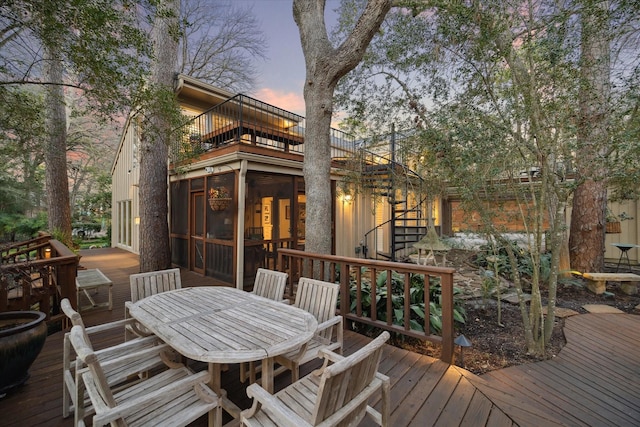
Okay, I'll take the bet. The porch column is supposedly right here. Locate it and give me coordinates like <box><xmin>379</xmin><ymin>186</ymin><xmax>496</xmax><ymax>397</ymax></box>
<box><xmin>236</xmin><ymin>160</ymin><xmax>248</xmax><ymax>289</ymax></box>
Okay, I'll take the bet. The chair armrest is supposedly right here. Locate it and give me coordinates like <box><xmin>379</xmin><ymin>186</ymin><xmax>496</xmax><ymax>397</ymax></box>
<box><xmin>93</xmin><ymin>335</ymin><xmax>160</xmax><ymax>360</ymax></box>
<box><xmin>84</xmin><ymin>317</ymin><xmax>136</xmax><ymax>335</ymax></box>
<box><xmin>317</xmin><ymin>347</ymin><xmax>344</xmax><ymax>363</ymax></box>
<box><xmin>97</xmin><ymin>343</ymin><xmax>172</xmax><ymax>371</ymax></box>
<box><xmin>375</xmin><ymin>371</ymin><xmax>390</xmax><ymax>383</ymax></box>
<box><xmin>91</xmin><ymin>370</ymin><xmax>217</xmax><ymax>426</ymax></box>
<box><xmin>316</xmin><ymin>315</ymin><xmax>342</xmax><ymax>333</ymax></box>
<box><xmin>317</xmin><ymin>348</ymin><xmax>389</xmax><ymax>383</ymax></box>
<box><xmin>242</xmin><ymin>383</ymin><xmax>311</xmax><ymax>427</ymax></box>
<box><xmin>314</xmin><ymin>315</ymin><xmax>343</xmax><ymax>346</ymax></box>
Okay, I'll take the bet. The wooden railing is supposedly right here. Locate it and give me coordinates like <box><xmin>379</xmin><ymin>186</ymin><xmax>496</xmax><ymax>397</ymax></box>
<box><xmin>1</xmin><ymin>233</ymin><xmax>52</xmax><ymax>263</ymax></box>
<box><xmin>277</xmin><ymin>248</ymin><xmax>456</xmax><ymax>363</ymax></box>
<box><xmin>1</xmin><ymin>235</ymin><xmax>79</xmax><ymax>320</ymax></box>
<box><xmin>172</xmin><ymin>93</ymin><xmax>356</xmax><ymax>164</ymax></box>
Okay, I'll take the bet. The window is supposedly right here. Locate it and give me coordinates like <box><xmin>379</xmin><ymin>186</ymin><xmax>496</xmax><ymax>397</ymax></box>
<box><xmin>117</xmin><ymin>200</ymin><xmax>132</xmax><ymax>247</ymax></box>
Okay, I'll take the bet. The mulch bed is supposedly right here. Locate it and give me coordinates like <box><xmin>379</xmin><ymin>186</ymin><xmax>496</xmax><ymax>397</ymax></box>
<box><xmin>392</xmin><ymin>249</ymin><xmax>640</xmax><ymax>375</ymax></box>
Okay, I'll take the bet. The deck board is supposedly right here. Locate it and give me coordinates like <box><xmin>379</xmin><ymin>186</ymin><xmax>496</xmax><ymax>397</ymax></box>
<box><xmin>1</xmin><ymin>247</ymin><xmax>639</xmax><ymax>427</ymax></box>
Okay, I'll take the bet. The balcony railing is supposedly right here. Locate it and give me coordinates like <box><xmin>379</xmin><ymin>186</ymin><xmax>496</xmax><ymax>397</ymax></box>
<box><xmin>277</xmin><ymin>248</ymin><xmax>455</xmax><ymax>363</ymax></box>
<box><xmin>1</xmin><ymin>234</ymin><xmax>79</xmax><ymax>320</ymax></box>
<box><xmin>171</xmin><ymin>94</ymin><xmax>356</xmax><ymax>164</ymax></box>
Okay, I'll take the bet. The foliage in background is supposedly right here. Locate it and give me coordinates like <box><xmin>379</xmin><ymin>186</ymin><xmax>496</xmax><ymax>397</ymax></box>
<box><xmin>0</xmin><ymin>212</ymin><xmax>47</xmax><ymax>242</ymax></box>
<box><xmin>0</xmin><ymin>88</ymin><xmax>46</xmax><ymax>216</ymax></box>
<box><xmin>474</xmin><ymin>239</ymin><xmax>583</xmax><ymax>290</ymax></box>
<box><xmin>334</xmin><ymin>0</ymin><xmax>640</xmax><ymax>356</ymax></box>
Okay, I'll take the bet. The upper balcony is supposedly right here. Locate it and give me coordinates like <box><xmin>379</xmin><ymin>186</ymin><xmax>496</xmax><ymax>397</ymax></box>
<box><xmin>171</xmin><ymin>94</ymin><xmax>356</xmax><ymax>167</ymax></box>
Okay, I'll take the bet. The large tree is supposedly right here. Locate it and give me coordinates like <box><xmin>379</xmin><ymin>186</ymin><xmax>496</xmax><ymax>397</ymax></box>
<box><xmin>138</xmin><ymin>0</ymin><xmax>181</xmax><ymax>272</ymax></box>
<box><xmin>569</xmin><ymin>1</ymin><xmax>612</xmax><ymax>273</ymax></box>
<box><xmin>0</xmin><ymin>1</ymin><xmax>152</xmax><ymax>244</ymax></box>
<box><xmin>133</xmin><ymin>0</ymin><xmax>268</xmax><ymax>271</ymax></box>
<box><xmin>42</xmin><ymin>45</ymin><xmax>72</xmax><ymax>241</ymax></box>
<box><xmin>293</xmin><ymin>0</ymin><xmax>393</xmax><ymax>256</ymax></box>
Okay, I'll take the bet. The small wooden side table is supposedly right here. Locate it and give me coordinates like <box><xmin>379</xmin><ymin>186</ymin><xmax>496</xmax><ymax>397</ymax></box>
<box><xmin>76</xmin><ymin>268</ymin><xmax>113</xmax><ymax>311</ymax></box>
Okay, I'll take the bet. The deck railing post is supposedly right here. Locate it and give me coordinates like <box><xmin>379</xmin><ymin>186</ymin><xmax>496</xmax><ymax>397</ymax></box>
<box><xmin>277</xmin><ymin>248</ymin><xmax>458</xmax><ymax>364</ymax></box>
<box><xmin>339</xmin><ymin>261</ymin><xmax>349</xmax><ymax>320</ymax></box>
<box><xmin>440</xmin><ymin>272</ymin><xmax>455</xmax><ymax>363</ymax></box>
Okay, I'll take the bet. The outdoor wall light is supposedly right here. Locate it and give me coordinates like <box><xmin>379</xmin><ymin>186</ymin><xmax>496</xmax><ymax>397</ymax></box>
<box><xmin>134</xmin><ymin>217</ymin><xmax>140</xmax><ymax>225</ymax></box>
<box><xmin>204</xmin><ymin>166</ymin><xmax>215</xmax><ymax>174</ymax></box>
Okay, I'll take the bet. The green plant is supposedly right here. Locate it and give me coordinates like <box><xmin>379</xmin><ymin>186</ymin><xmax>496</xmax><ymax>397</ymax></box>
<box><xmin>475</xmin><ymin>240</ymin><xmax>553</xmax><ymax>287</ymax></box>
<box><xmin>0</xmin><ymin>212</ymin><xmax>47</xmax><ymax>242</ymax></box>
<box><xmin>480</xmin><ymin>269</ymin><xmax>497</xmax><ymax>305</ymax></box>
<box><xmin>348</xmin><ymin>270</ymin><xmax>466</xmax><ymax>335</ymax></box>
<box><xmin>606</xmin><ymin>210</ymin><xmax>633</xmax><ymax>223</ymax></box>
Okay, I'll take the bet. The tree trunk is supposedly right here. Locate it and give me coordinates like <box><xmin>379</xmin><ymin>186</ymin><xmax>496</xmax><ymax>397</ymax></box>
<box><xmin>138</xmin><ymin>0</ymin><xmax>180</xmax><ymax>272</ymax></box>
<box><xmin>43</xmin><ymin>46</ymin><xmax>72</xmax><ymax>245</ymax></box>
<box><xmin>294</xmin><ymin>0</ymin><xmax>392</xmax><ymax>256</ymax></box>
<box><xmin>569</xmin><ymin>1</ymin><xmax>610</xmax><ymax>274</ymax></box>
<box><xmin>302</xmin><ymin>80</ymin><xmax>335</xmax><ymax>256</ymax></box>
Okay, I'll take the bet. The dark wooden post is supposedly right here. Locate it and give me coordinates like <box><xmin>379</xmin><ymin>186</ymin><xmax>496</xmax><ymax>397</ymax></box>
<box><xmin>440</xmin><ymin>271</ymin><xmax>455</xmax><ymax>363</ymax></box>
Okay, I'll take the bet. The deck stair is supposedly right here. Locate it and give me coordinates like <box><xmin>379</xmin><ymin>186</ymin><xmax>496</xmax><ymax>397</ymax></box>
<box><xmin>352</xmin><ymin>130</ymin><xmax>429</xmax><ymax>261</ymax></box>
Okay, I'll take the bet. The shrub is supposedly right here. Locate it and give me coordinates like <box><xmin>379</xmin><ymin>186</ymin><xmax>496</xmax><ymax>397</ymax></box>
<box><xmin>348</xmin><ymin>269</ymin><xmax>466</xmax><ymax>335</ymax></box>
<box><xmin>475</xmin><ymin>239</ymin><xmax>553</xmax><ymax>288</ymax></box>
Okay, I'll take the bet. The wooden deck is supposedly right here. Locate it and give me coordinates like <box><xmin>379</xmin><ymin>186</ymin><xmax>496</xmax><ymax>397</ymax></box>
<box><xmin>1</xmin><ymin>247</ymin><xmax>639</xmax><ymax>427</ymax></box>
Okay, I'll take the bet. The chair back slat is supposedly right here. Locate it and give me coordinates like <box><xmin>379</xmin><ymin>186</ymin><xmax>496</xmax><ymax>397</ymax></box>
<box><xmin>130</xmin><ymin>268</ymin><xmax>181</xmax><ymax>302</ymax></box>
<box><xmin>68</xmin><ymin>325</ymin><xmax>119</xmax><ymax>412</ymax></box>
<box><xmin>252</xmin><ymin>268</ymin><xmax>287</xmax><ymax>301</ymax></box>
<box><xmin>294</xmin><ymin>278</ymin><xmax>339</xmax><ymax>341</ymax></box>
<box><xmin>311</xmin><ymin>331</ymin><xmax>389</xmax><ymax>426</ymax></box>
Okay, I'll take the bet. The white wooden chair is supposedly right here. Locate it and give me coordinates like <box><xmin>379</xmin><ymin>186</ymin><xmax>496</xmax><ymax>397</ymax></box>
<box><xmin>68</xmin><ymin>324</ymin><xmax>219</xmax><ymax>427</ymax></box>
<box><xmin>252</xmin><ymin>268</ymin><xmax>288</xmax><ymax>302</ymax></box>
<box><xmin>240</xmin><ymin>268</ymin><xmax>289</xmax><ymax>383</ymax></box>
<box><xmin>273</xmin><ymin>277</ymin><xmax>344</xmax><ymax>383</ymax></box>
<box><xmin>61</xmin><ymin>299</ymin><xmax>174</xmax><ymax>425</ymax></box>
<box><xmin>125</xmin><ymin>268</ymin><xmax>182</xmax><ymax>339</ymax></box>
<box><xmin>240</xmin><ymin>331</ymin><xmax>391</xmax><ymax>427</ymax></box>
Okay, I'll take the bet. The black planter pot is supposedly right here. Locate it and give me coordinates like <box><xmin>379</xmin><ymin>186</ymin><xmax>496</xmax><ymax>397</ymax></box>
<box><xmin>0</xmin><ymin>311</ymin><xmax>47</xmax><ymax>397</ymax></box>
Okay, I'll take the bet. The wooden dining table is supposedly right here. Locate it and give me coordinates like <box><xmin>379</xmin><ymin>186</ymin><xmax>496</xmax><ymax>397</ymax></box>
<box><xmin>128</xmin><ymin>286</ymin><xmax>318</xmax><ymax>427</ymax></box>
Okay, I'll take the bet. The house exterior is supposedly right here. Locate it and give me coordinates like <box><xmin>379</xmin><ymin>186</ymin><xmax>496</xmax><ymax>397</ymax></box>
<box><xmin>446</xmin><ymin>193</ymin><xmax>640</xmax><ymax>265</ymax></box>
<box><xmin>111</xmin><ymin>74</ymin><xmax>432</xmax><ymax>288</ymax></box>
<box><xmin>111</xmin><ymin>74</ymin><xmax>638</xmax><ymax>286</ymax></box>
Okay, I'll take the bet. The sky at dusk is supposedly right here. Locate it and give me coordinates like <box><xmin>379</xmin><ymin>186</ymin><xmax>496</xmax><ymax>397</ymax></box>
<box><xmin>236</xmin><ymin>0</ymin><xmax>341</xmax><ymax>116</ymax></box>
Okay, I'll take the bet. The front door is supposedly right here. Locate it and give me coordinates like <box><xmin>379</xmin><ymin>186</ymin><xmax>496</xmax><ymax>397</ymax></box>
<box><xmin>190</xmin><ymin>191</ymin><xmax>205</xmax><ymax>274</ymax></box>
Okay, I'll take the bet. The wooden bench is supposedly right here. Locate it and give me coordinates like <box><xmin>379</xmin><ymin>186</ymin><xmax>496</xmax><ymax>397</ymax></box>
<box><xmin>76</xmin><ymin>268</ymin><xmax>113</xmax><ymax>311</ymax></box>
<box><xmin>583</xmin><ymin>272</ymin><xmax>640</xmax><ymax>295</ymax></box>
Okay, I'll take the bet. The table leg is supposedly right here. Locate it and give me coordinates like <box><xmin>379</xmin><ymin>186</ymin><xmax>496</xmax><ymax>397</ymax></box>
<box><xmin>617</xmin><ymin>248</ymin><xmax>632</xmax><ymax>273</ymax></box>
<box><xmin>261</xmin><ymin>357</ymin><xmax>275</xmax><ymax>394</ymax></box>
<box><xmin>208</xmin><ymin>363</ymin><xmax>222</xmax><ymax>427</ymax></box>
<box><xmin>617</xmin><ymin>250</ymin><xmax>624</xmax><ymax>272</ymax></box>
<box><xmin>624</xmin><ymin>250</ymin><xmax>632</xmax><ymax>272</ymax></box>
<box><xmin>207</xmin><ymin>363</ymin><xmax>241</xmax><ymax>426</ymax></box>
<box><xmin>82</xmin><ymin>288</ymin><xmax>98</xmax><ymax>307</ymax></box>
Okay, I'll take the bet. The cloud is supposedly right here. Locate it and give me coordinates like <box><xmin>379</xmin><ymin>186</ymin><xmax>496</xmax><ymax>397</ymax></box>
<box><xmin>254</xmin><ymin>87</ymin><xmax>343</xmax><ymax>129</ymax></box>
<box><xmin>255</xmin><ymin>88</ymin><xmax>305</xmax><ymax>116</ymax></box>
